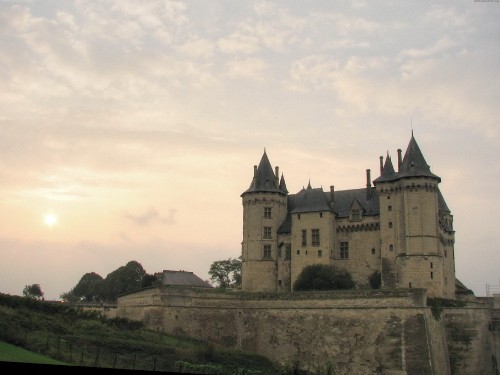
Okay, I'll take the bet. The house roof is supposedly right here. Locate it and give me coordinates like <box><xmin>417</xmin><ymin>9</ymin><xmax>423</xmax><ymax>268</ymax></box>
<box><xmin>161</xmin><ymin>270</ymin><xmax>213</xmax><ymax>288</ymax></box>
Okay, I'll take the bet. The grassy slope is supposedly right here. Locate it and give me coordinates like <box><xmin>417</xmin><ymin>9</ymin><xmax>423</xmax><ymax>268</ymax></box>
<box><xmin>0</xmin><ymin>340</ymin><xmax>68</xmax><ymax>365</ymax></box>
<box><xmin>0</xmin><ymin>294</ymin><xmax>282</xmax><ymax>374</ymax></box>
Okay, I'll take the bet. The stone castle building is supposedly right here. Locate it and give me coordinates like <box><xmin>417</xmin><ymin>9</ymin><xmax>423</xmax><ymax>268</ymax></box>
<box><xmin>241</xmin><ymin>134</ymin><xmax>456</xmax><ymax>298</ymax></box>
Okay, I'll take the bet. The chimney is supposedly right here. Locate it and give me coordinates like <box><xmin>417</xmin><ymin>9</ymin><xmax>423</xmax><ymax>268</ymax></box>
<box><xmin>254</xmin><ymin>165</ymin><xmax>257</xmax><ymax>177</ymax></box>
<box><xmin>330</xmin><ymin>185</ymin><xmax>335</xmax><ymax>207</ymax></box>
<box><xmin>275</xmin><ymin>166</ymin><xmax>279</xmax><ymax>186</ymax></box>
<box><xmin>397</xmin><ymin>149</ymin><xmax>402</xmax><ymax>171</ymax></box>
<box><xmin>379</xmin><ymin>156</ymin><xmax>384</xmax><ymax>174</ymax></box>
<box><xmin>366</xmin><ymin>169</ymin><xmax>371</xmax><ymax>199</ymax></box>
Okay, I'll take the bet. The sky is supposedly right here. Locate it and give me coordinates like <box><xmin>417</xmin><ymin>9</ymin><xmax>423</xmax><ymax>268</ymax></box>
<box><xmin>0</xmin><ymin>0</ymin><xmax>498</xmax><ymax>301</ymax></box>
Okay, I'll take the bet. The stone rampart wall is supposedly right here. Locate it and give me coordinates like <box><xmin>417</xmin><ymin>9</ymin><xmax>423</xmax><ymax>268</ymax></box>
<box><xmin>115</xmin><ymin>287</ymin><xmax>494</xmax><ymax>375</ymax></box>
<box><xmin>441</xmin><ymin>303</ymin><xmax>495</xmax><ymax>375</ymax></box>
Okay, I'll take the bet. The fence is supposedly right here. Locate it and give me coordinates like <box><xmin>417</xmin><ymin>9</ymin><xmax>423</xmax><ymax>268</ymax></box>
<box><xmin>4</xmin><ymin>330</ymin><xmax>265</xmax><ymax>374</ymax></box>
<box><xmin>6</xmin><ymin>331</ymin><xmax>192</xmax><ymax>373</ymax></box>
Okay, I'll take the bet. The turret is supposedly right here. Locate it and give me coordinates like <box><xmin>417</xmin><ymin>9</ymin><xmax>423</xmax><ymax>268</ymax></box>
<box><xmin>373</xmin><ymin>134</ymin><xmax>453</xmax><ymax>298</ymax></box>
<box><xmin>241</xmin><ymin>150</ymin><xmax>288</xmax><ymax>292</ymax></box>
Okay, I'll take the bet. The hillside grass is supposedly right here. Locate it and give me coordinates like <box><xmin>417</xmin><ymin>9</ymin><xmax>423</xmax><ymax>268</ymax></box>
<box><xmin>0</xmin><ymin>293</ymin><xmax>282</xmax><ymax>374</ymax></box>
<box><xmin>0</xmin><ymin>340</ymin><xmax>69</xmax><ymax>365</ymax></box>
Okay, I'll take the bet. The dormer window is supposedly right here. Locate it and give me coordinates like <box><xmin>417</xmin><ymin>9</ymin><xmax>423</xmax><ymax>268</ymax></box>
<box><xmin>350</xmin><ymin>199</ymin><xmax>363</xmax><ymax>221</ymax></box>
<box><xmin>351</xmin><ymin>209</ymin><xmax>361</xmax><ymax>221</ymax></box>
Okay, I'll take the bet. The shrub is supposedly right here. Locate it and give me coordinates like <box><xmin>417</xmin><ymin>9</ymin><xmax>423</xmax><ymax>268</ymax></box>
<box><xmin>293</xmin><ymin>264</ymin><xmax>354</xmax><ymax>291</ymax></box>
<box><xmin>369</xmin><ymin>271</ymin><xmax>381</xmax><ymax>289</ymax></box>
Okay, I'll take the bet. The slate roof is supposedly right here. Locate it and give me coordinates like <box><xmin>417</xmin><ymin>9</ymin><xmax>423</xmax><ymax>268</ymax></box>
<box><xmin>242</xmin><ymin>150</ymin><xmax>287</xmax><ymax>196</ymax></box>
<box><xmin>374</xmin><ymin>154</ymin><xmax>396</xmax><ymax>183</ymax></box>
<box><xmin>278</xmin><ymin>185</ymin><xmax>378</xmax><ymax>233</ymax></box>
<box><xmin>161</xmin><ymin>270</ymin><xmax>213</xmax><ymax>288</ymax></box>
<box><xmin>373</xmin><ymin>135</ymin><xmax>440</xmax><ymax>184</ymax></box>
<box><xmin>290</xmin><ymin>184</ymin><xmax>333</xmax><ymax>214</ymax></box>
<box><xmin>329</xmin><ymin>187</ymin><xmax>379</xmax><ymax>218</ymax></box>
<box><xmin>266</xmin><ymin>135</ymin><xmax>450</xmax><ymax>234</ymax></box>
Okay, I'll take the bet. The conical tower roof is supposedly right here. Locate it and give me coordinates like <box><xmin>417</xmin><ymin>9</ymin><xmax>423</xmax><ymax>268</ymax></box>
<box><xmin>398</xmin><ymin>135</ymin><xmax>440</xmax><ymax>182</ymax></box>
<box><xmin>279</xmin><ymin>174</ymin><xmax>289</xmax><ymax>194</ymax></box>
<box><xmin>241</xmin><ymin>150</ymin><xmax>286</xmax><ymax>196</ymax></box>
<box><xmin>373</xmin><ymin>154</ymin><xmax>397</xmax><ymax>183</ymax></box>
<box><xmin>373</xmin><ymin>134</ymin><xmax>441</xmax><ymax>185</ymax></box>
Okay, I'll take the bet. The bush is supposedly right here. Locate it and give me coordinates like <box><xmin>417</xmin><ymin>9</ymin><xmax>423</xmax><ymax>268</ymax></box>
<box><xmin>369</xmin><ymin>271</ymin><xmax>381</xmax><ymax>289</ymax></box>
<box><xmin>293</xmin><ymin>264</ymin><xmax>354</xmax><ymax>291</ymax></box>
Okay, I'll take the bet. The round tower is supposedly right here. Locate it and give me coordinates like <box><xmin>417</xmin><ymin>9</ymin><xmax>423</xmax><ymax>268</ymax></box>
<box><xmin>374</xmin><ymin>135</ymin><xmax>453</xmax><ymax>298</ymax></box>
<box><xmin>241</xmin><ymin>150</ymin><xmax>288</xmax><ymax>292</ymax></box>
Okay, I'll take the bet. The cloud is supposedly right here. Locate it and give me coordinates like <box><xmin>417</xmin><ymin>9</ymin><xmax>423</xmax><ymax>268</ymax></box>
<box><xmin>225</xmin><ymin>57</ymin><xmax>268</xmax><ymax>78</ymax></box>
<box><xmin>217</xmin><ymin>31</ymin><xmax>261</xmax><ymax>54</ymax></box>
<box><xmin>123</xmin><ymin>207</ymin><xmax>177</xmax><ymax>226</ymax></box>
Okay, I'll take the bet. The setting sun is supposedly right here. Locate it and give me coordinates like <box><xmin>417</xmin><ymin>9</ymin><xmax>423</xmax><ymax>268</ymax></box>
<box><xmin>43</xmin><ymin>213</ymin><xmax>58</xmax><ymax>227</ymax></box>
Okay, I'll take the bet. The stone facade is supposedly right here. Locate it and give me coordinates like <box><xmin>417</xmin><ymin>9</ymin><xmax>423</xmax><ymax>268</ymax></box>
<box><xmin>115</xmin><ymin>286</ymin><xmax>497</xmax><ymax>375</ymax></box>
<box><xmin>241</xmin><ymin>135</ymin><xmax>456</xmax><ymax>298</ymax></box>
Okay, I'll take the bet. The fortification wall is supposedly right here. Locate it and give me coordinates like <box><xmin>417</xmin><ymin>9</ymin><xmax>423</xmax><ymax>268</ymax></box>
<box><xmin>115</xmin><ymin>287</ymin><xmax>494</xmax><ymax>375</ymax></box>
<box><xmin>441</xmin><ymin>302</ymin><xmax>495</xmax><ymax>375</ymax></box>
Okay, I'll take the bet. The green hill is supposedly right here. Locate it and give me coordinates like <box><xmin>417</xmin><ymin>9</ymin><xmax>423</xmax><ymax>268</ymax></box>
<box><xmin>0</xmin><ymin>293</ymin><xmax>281</xmax><ymax>374</ymax></box>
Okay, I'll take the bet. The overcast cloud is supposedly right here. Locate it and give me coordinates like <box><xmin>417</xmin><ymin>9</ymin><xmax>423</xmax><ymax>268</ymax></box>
<box><xmin>0</xmin><ymin>0</ymin><xmax>498</xmax><ymax>300</ymax></box>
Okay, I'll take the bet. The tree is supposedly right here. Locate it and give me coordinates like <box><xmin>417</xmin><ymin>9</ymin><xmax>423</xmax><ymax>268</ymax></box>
<box><xmin>69</xmin><ymin>272</ymin><xmax>104</xmax><ymax>302</ymax></box>
<box><xmin>208</xmin><ymin>257</ymin><xmax>242</xmax><ymax>289</ymax></box>
<box><xmin>23</xmin><ymin>284</ymin><xmax>44</xmax><ymax>300</ymax></box>
<box><xmin>61</xmin><ymin>260</ymin><xmax>149</xmax><ymax>303</ymax></box>
<box><xmin>293</xmin><ymin>264</ymin><xmax>354</xmax><ymax>291</ymax></box>
<box><xmin>100</xmin><ymin>260</ymin><xmax>147</xmax><ymax>302</ymax></box>
<box><xmin>141</xmin><ymin>273</ymin><xmax>160</xmax><ymax>288</ymax></box>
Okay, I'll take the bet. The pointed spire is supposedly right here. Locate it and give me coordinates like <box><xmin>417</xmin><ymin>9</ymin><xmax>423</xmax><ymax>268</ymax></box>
<box><xmin>399</xmin><ymin>135</ymin><xmax>440</xmax><ymax>182</ymax></box>
<box><xmin>279</xmin><ymin>174</ymin><xmax>288</xmax><ymax>194</ymax></box>
<box><xmin>307</xmin><ymin>180</ymin><xmax>312</xmax><ymax>189</ymax></box>
<box><xmin>373</xmin><ymin>133</ymin><xmax>441</xmax><ymax>185</ymax></box>
<box><xmin>241</xmin><ymin>149</ymin><xmax>287</xmax><ymax>196</ymax></box>
<box><xmin>373</xmin><ymin>154</ymin><xmax>397</xmax><ymax>183</ymax></box>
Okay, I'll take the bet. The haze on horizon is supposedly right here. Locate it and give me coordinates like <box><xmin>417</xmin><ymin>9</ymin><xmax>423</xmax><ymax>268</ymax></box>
<box><xmin>0</xmin><ymin>0</ymin><xmax>498</xmax><ymax>300</ymax></box>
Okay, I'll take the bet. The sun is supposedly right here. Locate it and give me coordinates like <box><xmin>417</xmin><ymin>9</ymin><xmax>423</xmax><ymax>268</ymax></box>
<box><xmin>43</xmin><ymin>213</ymin><xmax>59</xmax><ymax>227</ymax></box>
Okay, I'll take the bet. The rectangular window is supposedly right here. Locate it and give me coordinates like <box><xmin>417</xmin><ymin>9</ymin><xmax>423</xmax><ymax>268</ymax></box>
<box><xmin>296</xmin><ymin>250</ymin><xmax>300</xmax><ymax>255</ymax></box>
<box><xmin>264</xmin><ymin>207</ymin><xmax>272</xmax><ymax>218</ymax></box>
<box><xmin>263</xmin><ymin>245</ymin><xmax>271</xmax><ymax>259</ymax></box>
<box><xmin>285</xmin><ymin>245</ymin><xmax>291</xmax><ymax>260</ymax></box>
<box><xmin>340</xmin><ymin>241</ymin><xmax>349</xmax><ymax>259</ymax></box>
<box><xmin>388</xmin><ymin>205</ymin><xmax>392</xmax><ymax>211</ymax></box>
<box><xmin>318</xmin><ymin>250</ymin><xmax>322</xmax><ymax>257</ymax></box>
<box><xmin>312</xmin><ymin>229</ymin><xmax>320</xmax><ymax>246</ymax></box>
<box><xmin>389</xmin><ymin>222</ymin><xmax>393</xmax><ymax>228</ymax></box>
<box><xmin>263</xmin><ymin>226</ymin><xmax>272</xmax><ymax>239</ymax></box>
<box><xmin>301</xmin><ymin>229</ymin><xmax>307</xmax><ymax>246</ymax></box>
<box><xmin>371</xmin><ymin>248</ymin><xmax>376</xmax><ymax>255</ymax></box>
<box><xmin>431</xmin><ymin>271</ymin><xmax>434</xmax><ymax>279</ymax></box>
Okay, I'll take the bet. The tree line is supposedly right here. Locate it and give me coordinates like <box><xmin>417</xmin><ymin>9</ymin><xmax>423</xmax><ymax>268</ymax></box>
<box><xmin>22</xmin><ymin>256</ymin><xmax>380</xmax><ymax>304</ymax></box>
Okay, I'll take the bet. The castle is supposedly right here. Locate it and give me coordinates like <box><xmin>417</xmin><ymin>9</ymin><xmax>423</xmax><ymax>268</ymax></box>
<box><xmin>241</xmin><ymin>134</ymin><xmax>456</xmax><ymax>298</ymax></box>
<box><xmin>113</xmin><ymin>133</ymin><xmax>498</xmax><ymax>374</ymax></box>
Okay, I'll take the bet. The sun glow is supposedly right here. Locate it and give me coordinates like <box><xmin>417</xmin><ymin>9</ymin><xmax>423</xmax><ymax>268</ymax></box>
<box><xmin>43</xmin><ymin>213</ymin><xmax>59</xmax><ymax>227</ymax></box>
